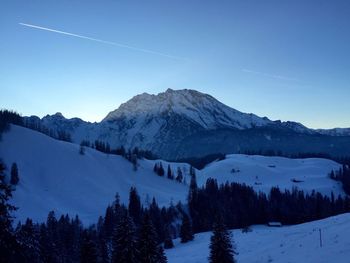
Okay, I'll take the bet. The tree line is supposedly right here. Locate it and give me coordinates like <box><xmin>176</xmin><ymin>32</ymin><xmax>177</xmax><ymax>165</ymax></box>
<box><xmin>188</xmin><ymin>176</ymin><xmax>350</xmax><ymax>233</ymax></box>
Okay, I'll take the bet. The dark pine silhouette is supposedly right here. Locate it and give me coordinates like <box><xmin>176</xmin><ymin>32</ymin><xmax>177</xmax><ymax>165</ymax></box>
<box><xmin>209</xmin><ymin>216</ymin><xmax>236</xmax><ymax>263</ymax></box>
<box><xmin>112</xmin><ymin>213</ymin><xmax>138</xmax><ymax>263</ymax></box>
<box><xmin>10</xmin><ymin>162</ymin><xmax>19</xmax><ymax>185</ymax></box>
<box><xmin>180</xmin><ymin>213</ymin><xmax>194</xmax><ymax>243</ymax></box>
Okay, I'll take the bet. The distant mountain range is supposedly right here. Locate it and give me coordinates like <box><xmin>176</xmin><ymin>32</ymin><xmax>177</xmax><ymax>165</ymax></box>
<box><xmin>23</xmin><ymin>89</ymin><xmax>350</xmax><ymax>159</ymax></box>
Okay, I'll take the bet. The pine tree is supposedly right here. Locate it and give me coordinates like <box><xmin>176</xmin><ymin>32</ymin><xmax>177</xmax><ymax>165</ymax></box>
<box><xmin>158</xmin><ymin>162</ymin><xmax>165</xmax><ymax>177</ymax></box>
<box><xmin>114</xmin><ymin>192</ymin><xmax>124</xmax><ymax>221</ymax></box>
<box><xmin>167</xmin><ymin>165</ymin><xmax>173</xmax><ymax>180</ymax></box>
<box><xmin>80</xmin><ymin>230</ymin><xmax>98</xmax><ymax>263</ymax></box>
<box><xmin>163</xmin><ymin>226</ymin><xmax>174</xmax><ymax>249</ymax></box>
<box><xmin>137</xmin><ymin>212</ymin><xmax>162</xmax><ymax>263</ymax></box>
<box><xmin>153</xmin><ymin>163</ymin><xmax>158</xmax><ymax>174</ymax></box>
<box><xmin>209</xmin><ymin>217</ymin><xmax>236</xmax><ymax>263</ymax></box>
<box><xmin>112</xmin><ymin>213</ymin><xmax>138</xmax><ymax>263</ymax></box>
<box><xmin>189</xmin><ymin>167</ymin><xmax>197</xmax><ymax>190</ymax></box>
<box><xmin>180</xmin><ymin>213</ymin><xmax>194</xmax><ymax>243</ymax></box>
<box><xmin>44</xmin><ymin>210</ymin><xmax>60</xmax><ymax>262</ymax></box>
<box><xmin>0</xmin><ymin>160</ymin><xmax>21</xmax><ymax>262</ymax></box>
<box><xmin>157</xmin><ymin>246</ymin><xmax>168</xmax><ymax>263</ymax></box>
<box><xmin>16</xmin><ymin>219</ymin><xmax>42</xmax><ymax>262</ymax></box>
<box><xmin>103</xmin><ymin>205</ymin><xmax>115</xmax><ymax>241</ymax></box>
<box><xmin>128</xmin><ymin>187</ymin><xmax>142</xmax><ymax>225</ymax></box>
<box><xmin>188</xmin><ymin>168</ymin><xmax>199</xmax><ymax>232</ymax></box>
<box><xmin>10</xmin><ymin>162</ymin><xmax>19</xmax><ymax>185</ymax></box>
<box><xmin>175</xmin><ymin>167</ymin><xmax>183</xmax><ymax>183</ymax></box>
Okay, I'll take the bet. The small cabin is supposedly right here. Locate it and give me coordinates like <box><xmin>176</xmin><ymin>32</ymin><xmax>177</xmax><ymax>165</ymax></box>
<box><xmin>267</xmin><ymin>222</ymin><xmax>282</xmax><ymax>227</ymax></box>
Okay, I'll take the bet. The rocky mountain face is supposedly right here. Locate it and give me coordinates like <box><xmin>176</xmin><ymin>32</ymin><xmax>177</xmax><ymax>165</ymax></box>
<box><xmin>23</xmin><ymin>89</ymin><xmax>350</xmax><ymax>159</ymax></box>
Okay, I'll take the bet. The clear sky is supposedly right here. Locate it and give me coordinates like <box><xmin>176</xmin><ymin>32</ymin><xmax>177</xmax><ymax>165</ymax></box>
<box><xmin>1</xmin><ymin>0</ymin><xmax>349</xmax><ymax>128</ymax></box>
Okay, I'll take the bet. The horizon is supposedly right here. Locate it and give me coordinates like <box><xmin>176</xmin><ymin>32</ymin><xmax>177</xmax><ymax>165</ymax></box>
<box><xmin>1</xmin><ymin>1</ymin><xmax>350</xmax><ymax>129</ymax></box>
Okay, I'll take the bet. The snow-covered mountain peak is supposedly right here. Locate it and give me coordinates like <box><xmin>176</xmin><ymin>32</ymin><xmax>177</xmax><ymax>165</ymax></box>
<box><xmin>103</xmin><ymin>89</ymin><xmax>271</xmax><ymax>129</ymax></box>
<box><xmin>45</xmin><ymin>112</ymin><xmax>65</xmax><ymax>119</ymax></box>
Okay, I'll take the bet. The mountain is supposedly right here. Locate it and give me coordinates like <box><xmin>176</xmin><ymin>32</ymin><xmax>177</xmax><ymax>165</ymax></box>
<box><xmin>103</xmin><ymin>89</ymin><xmax>271</xmax><ymax>129</ymax></box>
<box><xmin>0</xmin><ymin>125</ymin><xmax>343</xmax><ymax>223</ymax></box>
<box><xmin>316</xmin><ymin>128</ymin><xmax>350</xmax><ymax>136</ymax></box>
<box><xmin>23</xmin><ymin>89</ymin><xmax>350</xmax><ymax>160</ymax></box>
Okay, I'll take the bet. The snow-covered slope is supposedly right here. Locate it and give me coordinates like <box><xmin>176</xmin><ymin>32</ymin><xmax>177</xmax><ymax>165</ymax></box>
<box><xmin>0</xmin><ymin>125</ymin><xmax>344</xmax><ymax>224</ymax></box>
<box><xmin>199</xmin><ymin>154</ymin><xmax>343</xmax><ymax>197</ymax></box>
<box><xmin>166</xmin><ymin>213</ymin><xmax>350</xmax><ymax>263</ymax></box>
<box><xmin>316</xmin><ymin>127</ymin><xmax>350</xmax><ymax>136</ymax></box>
<box><xmin>0</xmin><ymin>125</ymin><xmax>189</xmax><ymax>224</ymax></box>
<box><xmin>103</xmin><ymin>89</ymin><xmax>271</xmax><ymax>129</ymax></box>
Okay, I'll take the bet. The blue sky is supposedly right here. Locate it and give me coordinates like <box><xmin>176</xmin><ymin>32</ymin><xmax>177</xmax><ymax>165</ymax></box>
<box><xmin>1</xmin><ymin>0</ymin><xmax>349</xmax><ymax>128</ymax></box>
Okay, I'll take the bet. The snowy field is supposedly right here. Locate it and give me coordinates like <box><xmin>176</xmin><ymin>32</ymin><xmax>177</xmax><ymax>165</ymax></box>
<box><xmin>166</xmin><ymin>213</ymin><xmax>350</xmax><ymax>263</ymax></box>
<box><xmin>0</xmin><ymin>125</ymin><xmax>344</xmax><ymax>224</ymax></box>
<box><xmin>199</xmin><ymin>154</ymin><xmax>343</xmax><ymax>197</ymax></box>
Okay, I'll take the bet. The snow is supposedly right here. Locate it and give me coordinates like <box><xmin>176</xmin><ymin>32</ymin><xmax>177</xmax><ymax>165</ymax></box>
<box><xmin>103</xmin><ymin>89</ymin><xmax>271</xmax><ymax>130</ymax></box>
<box><xmin>29</xmin><ymin>89</ymin><xmax>350</xmax><ymax>160</ymax></box>
<box><xmin>0</xmin><ymin>125</ymin><xmax>189</xmax><ymax>224</ymax></box>
<box><xmin>0</xmin><ymin>125</ymin><xmax>344</xmax><ymax>224</ymax></box>
<box><xmin>166</xmin><ymin>213</ymin><xmax>350</xmax><ymax>263</ymax></box>
<box><xmin>198</xmin><ymin>154</ymin><xmax>343</xmax><ymax>197</ymax></box>
<box><xmin>316</xmin><ymin>128</ymin><xmax>350</xmax><ymax>136</ymax></box>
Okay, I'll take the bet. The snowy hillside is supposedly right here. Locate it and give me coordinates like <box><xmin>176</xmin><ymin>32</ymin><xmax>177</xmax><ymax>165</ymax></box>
<box><xmin>0</xmin><ymin>125</ymin><xmax>189</xmax><ymax>224</ymax></box>
<box><xmin>0</xmin><ymin>125</ymin><xmax>344</xmax><ymax>224</ymax></box>
<box><xmin>166</xmin><ymin>213</ymin><xmax>350</xmax><ymax>263</ymax></box>
<box><xmin>199</xmin><ymin>154</ymin><xmax>343</xmax><ymax>197</ymax></box>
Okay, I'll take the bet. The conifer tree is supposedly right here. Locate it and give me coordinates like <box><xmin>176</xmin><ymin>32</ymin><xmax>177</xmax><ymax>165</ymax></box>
<box><xmin>128</xmin><ymin>187</ymin><xmax>142</xmax><ymax>225</ymax></box>
<box><xmin>114</xmin><ymin>192</ymin><xmax>124</xmax><ymax>222</ymax></box>
<box><xmin>45</xmin><ymin>211</ymin><xmax>59</xmax><ymax>262</ymax></box>
<box><xmin>158</xmin><ymin>162</ymin><xmax>165</xmax><ymax>176</ymax></box>
<box><xmin>209</xmin><ymin>216</ymin><xmax>236</xmax><ymax>263</ymax></box>
<box><xmin>16</xmin><ymin>219</ymin><xmax>41</xmax><ymax>262</ymax></box>
<box><xmin>80</xmin><ymin>230</ymin><xmax>98</xmax><ymax>263</ymax></box>
<box><xmin>10</xmin><ymin>162</ymin><xmax>19</xmax><ymax>185</ymax></box>
<box><xmin>137</xmin><ymin>212</ymin><xmax>162</xmax><ymax>263</ymax></box>
<box><xmin>157</xmin><ymin>246</ymin><xmax>168</xmax><ymax>263</ymax></box>
<box><xmin>175</xmin><ymin>167</ymin><xmax>183</xmax><ymax>183</ymax></box>
<box><xmin>103</xmin><ymin>206</ymin><xmax>115</xmax><ymax>241</ymax></box>
<box><xmin>0</xmin><ymin>160</ymin><xmax>20</xmax><ymax>262</ymax></box>
<box><xmin>112</xmin><ymin>213</ymin><xmax>138</xmax><ymax>263</ymax></box>
<box><xmin>167</xmin><ymin>165</ymin><xmax>173</xmax><ymax>180</ymax></box>
<box><xmin>188</xmin><ymin>168</ymin><xmax>199</xmax><ymax>231</ymax></box>
<box><xmin>180</xmin><ymin>213</ymin><xmax>194</xmax><ymax>243</ymax></box>
<box><xmin>149</xmin><ymin>198</ymin><xmax>164</xmax><ymax>243</ymax></box>
<box><xmin>163</xmin><ymin>226</ymin><xmax>174</xmax><ymax>249</ymax></box>
<box><xmin>153</xmin><ymin>163</ymin><xmax>158</xmax><ymax>174</ymax></box>
<box><xmin>189</xmin><ymin>167</ymin><xmax>197</xmax><ymax>190</ymax></box>
<box><xmin>97</xmin><ymin>216</ymin><xmax>109</xmax><ymax>263</ymax></box>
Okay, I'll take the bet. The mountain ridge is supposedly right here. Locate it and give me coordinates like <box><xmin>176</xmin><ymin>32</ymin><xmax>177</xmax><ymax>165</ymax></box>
<box><xmin>22</xmin><ymin>89</ymin><xmax>350</xmax><ymax>159</ymax></box>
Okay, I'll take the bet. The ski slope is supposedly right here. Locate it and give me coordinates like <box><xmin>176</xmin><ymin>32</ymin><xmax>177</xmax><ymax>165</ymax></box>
<box><xmin>166</xmin><ymin>213</ymin><xmax>350</xmax><ymax>263</ymax></box>
<box><xmin>0</xmin><ymin>125</ymin><xmax>344</xmax><ymax>224</ymax></box>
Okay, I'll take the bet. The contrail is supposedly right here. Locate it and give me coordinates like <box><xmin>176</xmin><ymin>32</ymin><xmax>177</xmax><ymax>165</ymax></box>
<box><xmin>242</xmin><ymin>68</ymin><xmax>299</xmax><ymax>82</ymax></box>
<box><xmin>19</xmin><ymin>22</ymin><xmax>186</xmax><ymax>60</ymax></box>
